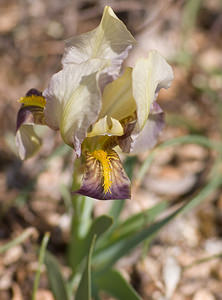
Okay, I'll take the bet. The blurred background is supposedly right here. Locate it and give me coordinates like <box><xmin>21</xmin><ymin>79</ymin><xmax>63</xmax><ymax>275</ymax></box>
<box><xmin>1</xmin><ymin>0</ymin><xmax>222</xmax><ymax>299</ymax></box>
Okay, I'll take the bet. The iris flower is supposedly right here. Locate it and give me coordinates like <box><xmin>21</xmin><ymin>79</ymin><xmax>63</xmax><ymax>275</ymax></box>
<box><xmin>16</xmin><ymin>6</ymin><xmax>173</xmax><ymax>200</ymax></box>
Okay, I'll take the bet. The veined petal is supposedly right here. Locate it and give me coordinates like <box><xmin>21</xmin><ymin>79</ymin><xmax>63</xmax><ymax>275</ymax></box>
<box><xmin>16</xmin><ymin>125</ymin><xmax>42</xmax><ymax>160</ymax></box>
<box><xmin>62</xmin><ymin>6</ymin><xmax>136</xmax><ymax>81</ymax></box>
<box><xmin>132</xmin><ymin>50</ymin><xmax>173</xmax><ymax>130</ymax></box>
<box><xmin>75</xmin><ymin>149</ymin><xmax>130</xmax><ymax>200</ymax></box>
<box><xmin>87</xmin><ymin>116</ymin><xmax>123</xmax><ymax>137</ymax></box>
<box><xmin>119</xmin><ymin>103</ymin><xmax>164</xmax><ymax>153</ymax></box>
<box><xmin>16</xmin><ymin>89</ymin><xmax>46</xmax><ymax>160</ymax></box>
<box><xmin>43</xmin><ymin>59</ymin><xmax>108</xmax><ymax>156</ymax></box>
<box><xmin>100</xmin><ymin>67</ymin><xmax>136</xmax><ymax>120</ymax></box>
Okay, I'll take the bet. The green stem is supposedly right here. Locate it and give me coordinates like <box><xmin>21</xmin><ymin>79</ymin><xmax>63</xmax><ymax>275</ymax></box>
<box><xmin>68</xmin><ymin>159</ymin><xmax>94</xmax><ymax>273</ymax></box>
<box><xmin>183</xmin><ymin>252</ymin><xmax>222</xmax><ymax>271</ymax></box>
<box><xmin>136</xmin><ymin>135</ymin><xmax>222</xmax><ymax>188</ymax></box>
<box><xmin>32</xmin><ymin>232</ymin><xmax>50</xmax><ymax>300</ymax></box>
<box><xmin>0</xmin><ymin>227</ymin><xmax>37</xmax><ymax>254</ymax></box>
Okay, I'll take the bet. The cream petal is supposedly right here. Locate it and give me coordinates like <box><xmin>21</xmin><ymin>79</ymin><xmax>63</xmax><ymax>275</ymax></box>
<box><xmin>43</xmin><ymin>59</ymin><xmax>107</xmax><ymax>156</ymax></box>
<box><xmin>99</xmin><ymin>67</ymin><xmax>136</xmax><ymax>120</ymax></box>
<box><xmin>62</xmin><ymin>6</ymin><xmax>135</xmax><ymax>81</ymax></box>
<box><xmin>16</xmin><ymin>125</ymin><xmax>41</xmax><ymax>160</ymax></box>
<box><xmin>87</xmin><ymin>116</ymin><xmax>124</xmax><ymax>137</ymax></box>
<box><xmin>16</xmin><ymin>106</ymin><xmax>45</xmax><ymax>160</ymax></box>
<box><xmin>15</xmin><ymin>89</ymin><xmax>47</xmax><ymax>160</ymax></box>
<box><xmin>132</xmin><ymin>50</ymin><xmax>173</xmax><ymax>130</ymax></box>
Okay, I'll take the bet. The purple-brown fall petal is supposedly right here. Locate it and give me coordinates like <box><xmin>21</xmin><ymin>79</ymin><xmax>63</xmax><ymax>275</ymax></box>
<box><xmin>75</xmin><ymin>150</ymin><xmax>130</xmax><ymax>200</ymax></box>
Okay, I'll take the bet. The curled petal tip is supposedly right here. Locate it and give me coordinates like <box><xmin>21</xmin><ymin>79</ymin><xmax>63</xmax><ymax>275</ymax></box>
<box><xmin>16</xmin><ymin>125</ymin><xmax>42</xmax><ymax>160</ymax></box>
<box><xmin>62</xmin><ymin>5</ymin><xmax>135</xmax><ymax>84</ymax></box>
<box><xmin>15</xmin><ymin>89</ymin><xmax>46</xmax><ymax>160</ymax></box>
<box><xmin>132</xmin><ymin>50</ymin><xmax>173</xmax><ymax>130</ymax></box>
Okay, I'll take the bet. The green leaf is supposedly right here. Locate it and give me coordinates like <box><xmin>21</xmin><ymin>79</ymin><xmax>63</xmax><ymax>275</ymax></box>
<box><xmin>96</xmin><ymin>201</ymin><xmax>168</xmax><ymax>253</ymax></box>
<box><xmin>95</xmin><ymin>269</ymin><xmax>141</xmax><ymax>300</ymax></box>
<box><xmin>92</xmin><ymin>284</ymin><xmax>102</xmax><ymax>300</ymax></box>
<box><xmin>109</xmin><ymin>200</ymin><xmax>125</xmax><ymax>221</ymax></box>
<box><xmin>0</xmin><ymin>227</ymin><xmax>37</xmax><ymax>254</ymax></box>
<box><xmin>32</xmin><ymin>232</ymin><xmax>50</xmax><ymax>300</ymax></box>
<box><xmin>76</xmin><ymin>235</ymin><xmax>96</xmax><ymax>300</ymax></box>
<box><xmin>67</xmin><ymin>215</ymin><xmax>112</xmax><ymax>294</ymax></box>
<box><xmin>182</xmin><ymin>0</ymin><xmax>202</xmax><ymax>37</ymax></box>
<box><xmin>59</xmin><ymin>183</ymin><xmax>73</xmax><ymax>214</ymax></box>
<box><xmin>124</xmin><ymin>156</ymin><xmax>137</xmax><ymax>179</ymax></box>
<box><xmin>69</xmin><ymin>215</ymin><xmax>113</xmax><ymax>273</ymax></box>
<box><xmin>84</xmin><ymin>215</ymin><xmax>113</xmax><ymax>257</ymax></box>
<box><xmin>93</xmin><ymin>175</ymin><xmax>222</xmax><ymax>271</ymax></box>
<box><xmin>45</xmin><ymin>251</ymin><xmax>69</xmax><ymax>300</ymax></box>
<box><xmin>73</xmin><ymin>196</ymin><xmax>94</xmax><ymax>238</ymax></box>
<box><xmin>68</xmin><ymin>195</ymin><xmax>94</xmax><ymax>271</ymax></box>
<box><xmin>114</xmin><ymin>201</ymin><xmax>168</xmax><ymax>239</ymax></box>
<box><xmin>86</xmin><ymin>215</ymin><xmax>113</xmax><ymax>246</ymax></box>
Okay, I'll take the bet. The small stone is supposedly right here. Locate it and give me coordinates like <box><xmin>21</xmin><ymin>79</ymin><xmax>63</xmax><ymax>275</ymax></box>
<box><xmin>4</xmin><ymin>246</ymin><xmax>23</xmax><ymax>266</ymax></box>
<box><xmin>179</xmin><ymin>144</ymin><xmax>208</xmax><ymax>160</ymax></box>
<box><xmin>180</xmin><ymin>280</ymin><xmax>202</xmax><ymax>296</ymax></box>
<box><xmin>198</xmin><ymin>48</ymin><xmax>222</xmax><ymax>71</ymax></box>
<box><xmin>145</xmin><ymin>169</ymin><xmax>196</xmax><ymax>196</ymax></box>
<box><xmin>163</xmin><ymin>256</ymin><xmax>181</xmax><ymax>299</ymax></box>
<box><xmin>36</xmin><ymin>290</ymin><xmax>54</xmax><ymax>300</ymax></box>
<box><xmin>0</xmin><ymin>5</ymin><xmax>20</xmax><ymax>33</ymax></box>
<box><xmin>192</xmin><ymin>289</ymin><xmax>215</xmax><ymax>300</ymax></box>
<box><xmin>47</xmin><ymin>21</ymin><xmax>64</xmax><ymax>39</ymax></box>
<box><xmin>0</xmin><ymin>270</ymin><xmax>12</xmax><ymax>290</ymax></box>
<box><xmin>204</xmin><ymin>238</ymin><xmax>222</xmax><ymax>254</ymax></box>
<box><xmin>12</xmin><ymin>283</ymin><xmax>23</xmax><ymax>300</ymax></box>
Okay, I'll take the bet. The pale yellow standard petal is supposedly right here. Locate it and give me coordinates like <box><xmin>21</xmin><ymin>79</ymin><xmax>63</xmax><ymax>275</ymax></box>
<box><xmin>62</xmin><ymin>6</ymin><xmax>136</xmax><ymax>75</ymax></box>
<box><xmin>132</xmin><ymin>50</ymin><xmax>174</xmax><ymax>130</ymax></box>
<box><xmin>16</xmin><ymin>125</ymin><xmax>41</xmax><ymax>160</ymax></box>
<box><xmin>43</xmin><ymin>59</ymin><xmax>108</xmax><ymax>155</ymax></box>
<box><xmin>90</xmin><ymin>6</ymin><xmax>135</xmax><ymax>59</ymax></box>
<box><xmin>99</xmin><ymin>67</ymin><xmax>136</xmax><ymax>121</ymax></box>
<box><xmin>87</xmin><ymin>116</ymin><xmax>124</xmax><ymax>137</ymax></box>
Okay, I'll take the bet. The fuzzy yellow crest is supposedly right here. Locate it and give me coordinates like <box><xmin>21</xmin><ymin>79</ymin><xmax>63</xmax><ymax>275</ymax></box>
<box><xmin>19</xmin><ymin>95</ymin><xmax>46</xmax><ymax>108</ymax></box>
<box><xmin>91</xmin><ymin>150</ymin><xmax>112</xmax><ymax>194</ymax></box>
